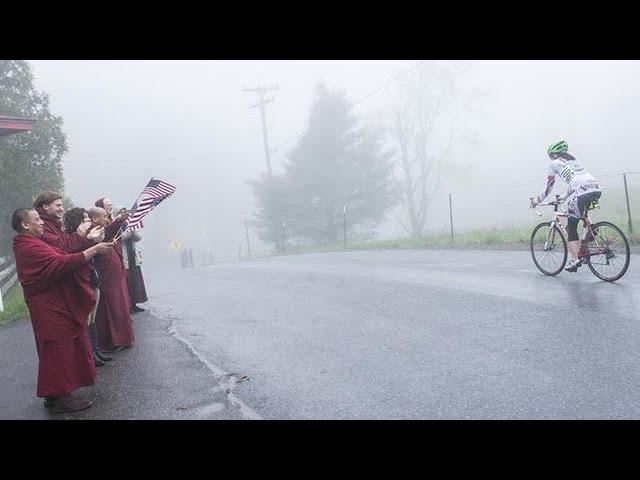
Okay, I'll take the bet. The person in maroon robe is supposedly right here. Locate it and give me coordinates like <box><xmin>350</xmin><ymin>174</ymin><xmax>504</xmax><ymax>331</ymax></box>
<box><xmin>11</xmin><ymin>208</ymin><xmax>114</xmax><ymax>413</ymax></box>
<box><xmin>63</xmin><ymin>207</ymin><xmax>114</xmax><ymax>367</ymax></box>
<box><xmin>95</xmin><ymin>197</ymin><xmax>114</xmax><ymax>223</ymax></box>
<box><xmin>33</xmin><ymin>191</ymin><xmax>105</xmax><ymax>253</ymax></box>
<box><xmin>32</xmin><ymin>192</ymin><xmax>111</xmax><ymax>363</ymax></box>
<box><xmin>88</xmin><ymin>207</ymin><xmax>135</xmax><ymax>351</ymax></box>
<box><xmin>94</xmin><ymin>197</ymin><xmax>128</xmax><ymax>242</ymax></box>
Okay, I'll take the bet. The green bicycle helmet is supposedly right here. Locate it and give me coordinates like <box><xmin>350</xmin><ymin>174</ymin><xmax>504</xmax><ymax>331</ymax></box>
<box><xmin>547</xmin><ymin>140</ymin><xmax>569</xmax><ymax>156</ymax></box>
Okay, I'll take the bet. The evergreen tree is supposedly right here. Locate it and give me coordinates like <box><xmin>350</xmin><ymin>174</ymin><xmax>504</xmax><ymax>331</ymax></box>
<box><xmin>251</xmin><ymin>84</ymin><xmax>398</xmax><ymax>247</ymax></box>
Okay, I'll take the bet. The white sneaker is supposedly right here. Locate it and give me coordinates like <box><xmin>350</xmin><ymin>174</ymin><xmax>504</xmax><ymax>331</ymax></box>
<box><xmin>565</xmin><ymin>258</ymin><xmax>582</xmax><ymax>273</ymax></box>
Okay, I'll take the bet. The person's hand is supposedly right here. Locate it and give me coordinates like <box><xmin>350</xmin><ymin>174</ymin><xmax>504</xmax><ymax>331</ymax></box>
<box><xmin>530</xmin><ymin>197</ymin><xmax>539</xmax><ymax>209</ymax></box>
<box><xmin>76</xmin><ymin>222</ymin><xmax>90</xmax><ymax>237</ymax></box>
<box><xmin>84</xmin><ymin>241</ymin><xmax>114</xmax><ymax>260</ymax></box>
<box><xmin>93</xmin><ymin>242</ymin><xmax>114</xmax><ymax>255</ymax></box>
<box><xmin>87</xmin><ymin>226</ymin><xmax>105</xmax><ymax>243</ymax></box>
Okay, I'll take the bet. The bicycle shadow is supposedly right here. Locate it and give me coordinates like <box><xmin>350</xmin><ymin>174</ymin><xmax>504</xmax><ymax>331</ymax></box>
<box><xmin>559</xmin><ymin>275</ymin><xmax>638</xmax><ymax>319</ymax></box>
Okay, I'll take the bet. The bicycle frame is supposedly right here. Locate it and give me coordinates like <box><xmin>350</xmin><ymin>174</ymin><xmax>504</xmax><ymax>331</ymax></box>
<box><xmin>534</xmin><ymin>196</ymin><xmax>569</xmax><ymax>251</ymax></box>
<box><xmin>534</xmin><ymin>196</ymin><xmax>608</xmax><ymax>262</ymax></box>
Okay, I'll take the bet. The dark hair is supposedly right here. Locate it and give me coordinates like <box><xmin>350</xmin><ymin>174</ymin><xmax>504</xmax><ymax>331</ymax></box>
<box><xmin>63</xmin><ymin>207</ymin><xmax>87</xmax><ymax>234</ymax></box>
<box><xmin>11</xmin><ymin>208</ymin><xmax>34</xmax><ymax>233</ymax></box>
<box><xmin>33</xmin><ymin>191</ymin><xmax>62</xmax><ymax>209</ymax></box>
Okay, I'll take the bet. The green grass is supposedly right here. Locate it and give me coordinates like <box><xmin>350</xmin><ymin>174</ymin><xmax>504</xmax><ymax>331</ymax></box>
<box><xmin>351</xmin><ymin>226</ymin><xmax>534</xmax><ymax>250</ymax></box>
<box><xmin>0</xmin><ymin>283</ymin><xmax>29</xmax><ymax>326</ymax></box>
<box><xmin>267</xmin><ymin>215</ymin><xmax>640</xmax><ymax>258</ymax></box>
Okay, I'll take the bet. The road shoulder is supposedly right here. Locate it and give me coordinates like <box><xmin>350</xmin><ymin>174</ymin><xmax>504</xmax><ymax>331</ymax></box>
<box><xmin>0</xmin><ymin>310</ymin><xmax>248</xmax><ymax>420</ymax></box>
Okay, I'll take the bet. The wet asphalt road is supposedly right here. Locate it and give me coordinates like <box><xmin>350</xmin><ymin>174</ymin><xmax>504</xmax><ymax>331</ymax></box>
<box><xmin>2</xmin><ymin>248</ymin><xmax>639</xmax><ymax>419</ymax></box>
<box><xmin>145</xmin><ymin>248</ymin><xmax>640</xmax><ymax>419</ymax></box>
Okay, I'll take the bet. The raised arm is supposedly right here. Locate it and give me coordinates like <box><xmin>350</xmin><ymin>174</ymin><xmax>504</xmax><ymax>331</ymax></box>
<box><xmin>104</xmin><ymin>217</ymin><xmax>124</xmax><ymax>241</ymax></box>
<box><xmin>537</xmin><ymin>164</ymin><xmax>557</xmax><ymax>203</ymax></box>
<box><xmin>15</xmin><ymin>239</ymin><xmax>114</xmax><ymax>293</ymax></box>
<box><xmin>40</xmin><ymin>228</ymin><xmax>92</xmax><ymax>253</ymax></box>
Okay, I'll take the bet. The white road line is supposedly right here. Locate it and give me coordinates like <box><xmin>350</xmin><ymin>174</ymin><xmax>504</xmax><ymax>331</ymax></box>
<box><xmin>150</xmin><ymin>305</ymin><xmax>263</xmax><ymax>420</ymax></box>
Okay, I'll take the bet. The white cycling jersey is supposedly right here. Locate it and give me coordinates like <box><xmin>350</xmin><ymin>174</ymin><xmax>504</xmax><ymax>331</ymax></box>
<box><xmin>538</xmin><ymin>156</ymin><xmax>601</xmax><ymax>203</ymax></box>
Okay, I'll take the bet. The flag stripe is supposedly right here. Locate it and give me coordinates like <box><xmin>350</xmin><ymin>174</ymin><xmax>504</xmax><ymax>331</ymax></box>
<box><xmin>123</xmin><ymin>178</ymin><xmax>176</xmax><ymax>233</ymax></box>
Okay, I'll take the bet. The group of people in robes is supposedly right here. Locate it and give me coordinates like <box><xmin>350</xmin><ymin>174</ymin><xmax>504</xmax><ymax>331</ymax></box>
<box><xmin>10</xmin><ymin>192</ymin><xmax>148</xmax><ymax>414</ymax></box>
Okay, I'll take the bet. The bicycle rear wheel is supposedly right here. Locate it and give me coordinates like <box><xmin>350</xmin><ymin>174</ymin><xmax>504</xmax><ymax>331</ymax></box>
<box><xmin>530</xmin><ymin>222</ymin><xmax>567</xmax><ymax>276</ymax></box>
<box><xmin>585</xmin><ymin>221</ymin><xmax>631</xmax><ymax>282</ymax></box>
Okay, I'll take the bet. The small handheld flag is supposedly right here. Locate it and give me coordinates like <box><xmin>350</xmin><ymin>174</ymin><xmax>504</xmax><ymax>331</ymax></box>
<box><xmin>114</xmin><ymin>178</ymin><xmax>176</xmax><ymax>242</ymax></box>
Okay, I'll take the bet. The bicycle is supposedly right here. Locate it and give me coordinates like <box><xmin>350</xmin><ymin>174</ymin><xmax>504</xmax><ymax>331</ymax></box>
<box><xmin>529</xmin><ymin>194</ymin><xmax>631</xmax><ymax>282</ymax></box>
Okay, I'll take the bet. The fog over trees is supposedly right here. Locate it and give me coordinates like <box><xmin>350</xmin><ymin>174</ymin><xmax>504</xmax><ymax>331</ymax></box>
<box><xmin>3</xmin><ymin>60</ymin><xmax>638</xmax><ymax>266</ymax></box>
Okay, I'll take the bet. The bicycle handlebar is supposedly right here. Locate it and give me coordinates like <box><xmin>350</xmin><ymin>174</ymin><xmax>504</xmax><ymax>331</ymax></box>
<box><xmin>530</xmin><ymin>196</ymin><xmax>566</xmax><ymax>217</ymax></box>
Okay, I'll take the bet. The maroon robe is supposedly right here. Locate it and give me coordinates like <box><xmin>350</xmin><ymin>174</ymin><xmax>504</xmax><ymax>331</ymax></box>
<box><xmin>36</xmin><ymin>208</ymin><xmax>95</xmax><ymax>305</ymax></box>
<box><xmin>37</xmin><ymin>208</ymin><xmax>92</xmax><ymax>253</ymax></box>
<box><xmin>13</xmin><ymin>234</ymin><xmax>96</xmax><ymax>398</ymax></box>
<box><xmin>94</xmin><ymin>220</ymin><xmax>135</xmax><ymax>350</ymax></box>
<box><xmin>103</xmin><ymin>216</ymin><xmax>123</xmax><ymax>242</ymax></box>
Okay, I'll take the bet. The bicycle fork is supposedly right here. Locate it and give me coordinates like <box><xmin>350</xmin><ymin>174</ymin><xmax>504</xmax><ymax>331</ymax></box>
<box><xmin>544</xmin><ymin>221</ymin><xmax>558</xmax><ymax>251</ymax></box>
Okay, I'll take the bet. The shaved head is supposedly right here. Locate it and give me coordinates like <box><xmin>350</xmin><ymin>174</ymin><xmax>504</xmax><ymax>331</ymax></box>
<box><xmin>88</xmin><ymin>207</ymin><xmax>109</xmax><ymax>226</ymax></box>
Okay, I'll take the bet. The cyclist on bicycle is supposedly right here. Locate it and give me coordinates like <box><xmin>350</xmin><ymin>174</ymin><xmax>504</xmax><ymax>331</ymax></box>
<box><xmin>530</xmin><ymin>140</ymin><xmax>602</xmax><ymax>272</ymax></box>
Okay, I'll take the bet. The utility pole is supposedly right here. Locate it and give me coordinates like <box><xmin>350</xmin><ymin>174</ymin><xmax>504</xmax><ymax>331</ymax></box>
<box><xmin>243</xmin><ymin>84</ymin><xmax>279</xmax><ymax>178</ymax></box>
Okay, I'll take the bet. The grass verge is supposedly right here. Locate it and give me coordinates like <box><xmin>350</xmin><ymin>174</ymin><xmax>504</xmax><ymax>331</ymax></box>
<box><xmin>273</xmin><ymin>220</ymin><xmax>640</xmax><ymax>257</ymax></box>
<box><xmin>0</xmin><ymin>283</ymin><xmax>29</xmax><ymax>326</ymax></box>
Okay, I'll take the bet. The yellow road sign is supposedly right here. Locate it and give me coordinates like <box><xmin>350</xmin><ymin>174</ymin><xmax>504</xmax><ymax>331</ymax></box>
<box><xmin>169</xmin><ymin>239</ymin><xmax>183</xmax><ymax>252</ymax></box>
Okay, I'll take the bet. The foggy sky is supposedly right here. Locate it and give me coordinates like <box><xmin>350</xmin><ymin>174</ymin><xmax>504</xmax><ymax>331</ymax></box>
<box><xmin>28</xmin><ymin>60</ymin><xmax>640</xmax><ymax>264</ymax></box>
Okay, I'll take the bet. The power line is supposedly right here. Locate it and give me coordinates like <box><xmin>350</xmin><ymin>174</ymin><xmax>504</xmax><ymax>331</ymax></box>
<box><xmin>351</xmin><ymin>60</ymin><xmax>427</xmax><ymax>106</ymax></box>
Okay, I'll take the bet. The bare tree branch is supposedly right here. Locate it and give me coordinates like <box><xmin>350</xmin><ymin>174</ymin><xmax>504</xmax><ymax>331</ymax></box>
<box><xmin>391</xmin><ymin>208</ymin><xmax>412</xmax><ymax>235</ymax></box>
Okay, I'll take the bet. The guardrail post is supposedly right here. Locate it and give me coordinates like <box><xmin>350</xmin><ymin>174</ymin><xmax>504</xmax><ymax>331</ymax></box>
<box><xmin>0</xmin><ymin>260</ymin><xmax>17</xmax><ymax>313</ymax></box>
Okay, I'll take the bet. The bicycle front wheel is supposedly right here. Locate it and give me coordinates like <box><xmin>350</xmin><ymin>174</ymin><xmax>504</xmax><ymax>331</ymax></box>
<box><xmin>530</xmin><ymin>222</ymin><xmax>567</xmax><ymax>276</ymax></box>
<box><xmin>585</xmin><ymin>221</ymin><xmax>631</xmax><ymax>282</ymax></box>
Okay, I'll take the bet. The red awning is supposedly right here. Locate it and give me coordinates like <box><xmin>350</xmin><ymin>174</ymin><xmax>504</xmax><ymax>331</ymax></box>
<box><xmin>0</xmin><ymin>116</ymin><xmax>36</xmax><ymax>137</ymax></box>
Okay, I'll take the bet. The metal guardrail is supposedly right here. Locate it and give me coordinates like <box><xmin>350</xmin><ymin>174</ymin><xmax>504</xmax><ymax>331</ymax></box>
<box><xmin>0</xmin><ymin>257</ymin><xmax>18</xmax><ymax>312</ymax></box>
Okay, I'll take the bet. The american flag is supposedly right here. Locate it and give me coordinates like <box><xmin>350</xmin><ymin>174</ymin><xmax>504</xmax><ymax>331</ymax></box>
<box><xmin>124</xmin><ymin>178</ymin><xmax>176</xmax><ymax>232</ymax></box>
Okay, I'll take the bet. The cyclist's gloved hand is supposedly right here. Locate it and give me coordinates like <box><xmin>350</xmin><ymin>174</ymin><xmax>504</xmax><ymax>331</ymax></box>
<box><xmin>529</xmin><ymin>197</ymin><xmax>539</xmax><ymax>208</ymax></box>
